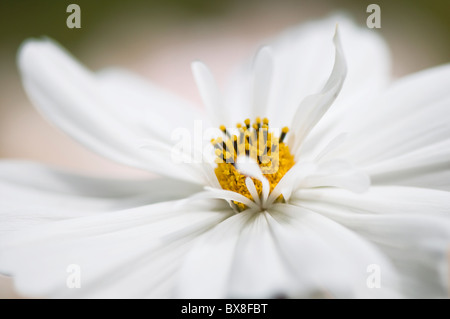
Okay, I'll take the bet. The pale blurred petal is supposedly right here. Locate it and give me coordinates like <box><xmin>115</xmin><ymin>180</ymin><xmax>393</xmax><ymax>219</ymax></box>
<box><xmin>97</xmin><ymin>68</ymin><xmax>209</xmax><ymax>144</ymax></box>
<box><xmin>225</xmin><ymin>15</ymin><xmax>390</xmax><ymax>129</ymax></box>
<box><xmin>178</xmin><ymin>208</ymin><xmax>400</xmax><ymax>298</ymax></box>
<box><xmin>0</xmin><ymin>200</ymin><xmax>232</xmax><ymax>298</ymax></box>
<box><xmin>18</xmin><ymin>39</ymin><xmax>206</xmax><ymax>184</ymax></box>
<box><xmin>0</xmin><ymin>160</ymin><xmax>202</xmax><ymax>234</ymax></box>
<box><xmin>293</xmin><ymin>186</ymin><xmax>450</xmax><ymax>297</ymax></box>
<box><xmin>191</xmin><ymin>61</ymin><xmax>224</xmax><ymax>127</ymax></box>
<box><xmin>323</xmin><ymin>64</ymin><xmax>450</xmax><ymax>190</ymax></box>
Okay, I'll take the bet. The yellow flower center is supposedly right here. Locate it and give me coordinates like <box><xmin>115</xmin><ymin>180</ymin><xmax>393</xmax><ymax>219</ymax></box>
<box><xmin>211</xmin><ymin>117</ymin><xmax>295</xmax><ymax>211</ymax></box>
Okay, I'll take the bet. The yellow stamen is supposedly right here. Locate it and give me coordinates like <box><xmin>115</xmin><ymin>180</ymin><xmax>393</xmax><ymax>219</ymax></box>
<box><xmin>279</xmin><ymin>126</ymin><xmax>289</xmax><ymax>143</ymax></box>
<box><xmin>211</xmin><ymin>117</ymin><xmax>295</xmax><ymax>211</ymax></box>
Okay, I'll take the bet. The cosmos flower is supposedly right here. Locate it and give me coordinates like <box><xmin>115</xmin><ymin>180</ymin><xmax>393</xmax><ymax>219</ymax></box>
<box><xmin>1</xmin><ymin>16</ymin><xmax>450</xmax><ymax>298</ymax></box>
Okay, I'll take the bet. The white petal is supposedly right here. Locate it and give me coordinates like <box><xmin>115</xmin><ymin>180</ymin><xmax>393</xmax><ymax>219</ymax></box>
<box><xmin>225</xmin><ymin>15</ymin><xmax>390</xmax><ymax>129</ymax></box>
<box><xmin>0</xmin><ymin>200</ymin><xmax>232</xmax><ymax>298</ymax></box>
<box><xmin>292</xmin><ymin>186</ymin><xmax>450</xmax><ymax>218</ymax></box>
<box><xmin>0</xmin><ymin>160</ymin><xmax>202</xmax><ymax>235</ymax></box>
<box><xmin>226</xmin><ymin>212</ymin><xmax>295</xmax><ymax>298</ymax></box>
<box><xmin>343</xmin><ymin>96</ymin><xmax>450</xmax><ymax>165</ymax></box>
<box><xmin>191</xmin><ymin>61</ymin><xmax>225</xmax><ymax>127</ymax></box>
<box><xmin>0</xmin><ymin>160</ymin><xmax>200</xmax><ymax>199</ymax></box>
<box><xmin>357</xmin><ymin>216</ymin><xmax>450</xmax><ymax>298</ymax></box>
<box><xmin>184</xmin><ymin>187</ymin><xmax>259</xmax><ymax>211</ymax></box>
<box><xmin>269</xmin><ymin>16</ymin><xmax>390</xmax><ymax>128</ymax></box>
<box><xmin>290</xmin><ymin>26</ymin><xmax>347</xmax><ymax>155</ymax></box>
<box><xmin>180</xmin><ymin>205</ymin><xmax>400</xmax><ymax>298</ymax></box>
<box><xmin>294</xmin><ymin>186</ymin><xmax>450</xmax><ymax>297</ymax></box>
<box><xmin>358</xmin><ymin>138</ymin><xmax>450</xmax><ymax>191</ymax></box>
<box><xmin>235</xmin><ymin>156</ymin><xmax>262</xmax><ymax>178</ymax></box>
<box><xmin>176</xmin><ymin>211</ymin><xmax>255</xmax><ymax>298</ymax></box>
<box><xmin>137</xmin><ymin>138</ymin><xmax>212</xmax><ymax>185</ymax></box>
<box><xmin>268</xmin><ymin>205</ymin><xmax>400</xmax><ymax>298</ymax></box>
<box><xmin>314</xmin><ymin>132</ymin><xmax>349</xmax><ymax>162</ymax></box>
<box><xmin>236</xmin><ymin>156</ymin><xmax>270</xmax><ymax>205</ymax></box>
<box><xmin>324</xmin><ymin>64</ymin><xmax>450</xmax><ymax>190</ymax></box>
<box><xmin>245</xmin><ymin>177</ymin><xmax>261</xmax><ymax>206</ymax></box>
<box><xmin>266</xmin><ymin>161</ymin><xmax>317</xmax><ymax>205</ymax></box>
<box><xmin>97</xmin><ymin>68</ymin><xmax>209</xmax><ymax>144</ymax></box>
<box><xmin>251</xmin><ymin>46</ymin><xmax>274</xmax><ymax>118</ymax></box>
<box><xmin>299</xmin><ymin>160</ymin><xmax>371</xmax><ymax>194</ymax></box>
<box><xmin>180</xmin><ymin>211</ymin><xmax>297</xmax><ymax>298</ymax></box>
<box><xmin>18</xmin><ymin>39</ymin><xmax>204</xmax><ymax>184</ymax></box>
<box><xmin>223</xmin><ymin>62</ymin><xmax>252</xmax><ymax>126</ymax></box>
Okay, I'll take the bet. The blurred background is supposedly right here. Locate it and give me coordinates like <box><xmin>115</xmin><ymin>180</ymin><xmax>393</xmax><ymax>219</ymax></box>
<box><xmin>0</xmin><ymin>0</ymin><xmax>449</xmax><ymax>179</ymax></box>
<box><xmin>0</xmin><ymin>0</ymin><xmax>449</xmax><ymax>298</ymax></box>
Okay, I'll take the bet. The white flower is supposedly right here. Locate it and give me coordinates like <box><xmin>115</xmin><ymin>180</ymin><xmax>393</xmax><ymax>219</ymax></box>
<box><xmin>1</xmin><ymin>15</ymin><xmax>450</xmax><ymax>299</ymax></box>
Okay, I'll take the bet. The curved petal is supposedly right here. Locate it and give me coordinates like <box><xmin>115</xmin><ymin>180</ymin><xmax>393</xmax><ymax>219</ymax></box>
<box><xmin>293</xmin><ymin>186</ymin><xmax>450</xmax><ymax>297</ymax></box>
<box><xmin>236</xmin><ymin>157</ymin><xmax>270</xmax><ymax>205</ymax></box>
<box><xmin>183</xmin><ymin>187</ymin><xmax>260</xmax><ymax>211</ymax></box>
<box><xmin>289</xmin><ymin>26</ymin><xmax>347</xmax><ymax>155</ymax></box>
<box><xmin>267</xmin><ymin>161</ymin><xmax>317</xmax><ymax>205</ymax></box>
<box><xmin>0</xmin><ymin>160</ymin><xmax>202</xmax><ymax>234</ymax></box>
<box><xmin>18</xmin><ymin>39</ymin><xmax>205</xmax><ymax>184</ymax></box>
<box><xmin>321</xmin><ymin>64</ymin><xmax>450</xmax><ymax>190</ymax></box>
<box><xmin>224</xmin><ymin>15</ymin><xmax>390</xmax><ymax>128</ymax></box>
<box><xmin>267</xmin><ymin>158</ymin><xmax>369</xmax><ymax>207</ymax></box>
<box><xmin>0</xmin><ymin>199</ymin><xmax>232</xmax><ymax>298</ymax></box>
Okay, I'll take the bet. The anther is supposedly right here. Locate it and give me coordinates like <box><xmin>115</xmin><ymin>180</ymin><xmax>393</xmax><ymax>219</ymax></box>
<box><xmin>279</xmin><ymin>127</ymin><xmax>289</xmax><ymax>143</ymax></box>
<box><xmin>220</xmin><ymin>125</ymin><xmax>231</xmax><ymax>138</ymax></box>
<box><xmin>244</xmin><ymin>118</ymin><xmax>251</xmax><ymax>129</ymax></box>
<box><xmin>255</xmin><ymin>117</ymin><xmax>261</xmax><ymax>130</ymax></box>
<box><xmin>233</xmin><ymin>135</ymin><xmax>238</xmax><ymax>157</ymax></box>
